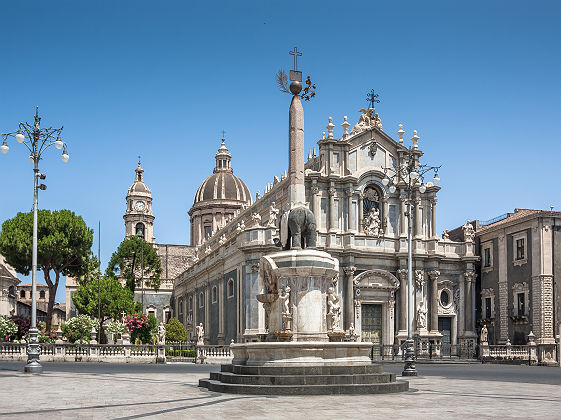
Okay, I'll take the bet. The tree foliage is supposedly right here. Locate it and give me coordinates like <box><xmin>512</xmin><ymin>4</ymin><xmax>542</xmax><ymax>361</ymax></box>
<box><xmin>72</xmin><ymin>276</ymin><xmax>141</xmax><ymax>327</ymax></box>
<box><xmin>165</xmin><ymin>317</ymin><xmax>187</xmax><ymax>342</ymax></box>
<box><xmin>62</xmin><ymin>315</ymin><xmax>99</xmax><ymax>344</ymax></box>
<box><xmin>0</xmin><ymin>210</ymin><xmax>94</xmax><ymax>331</ymax></box>
<box><xmin>105</xmin><ymin>236</ymin><xmax>162</xmax><ymax>292</ymax></box>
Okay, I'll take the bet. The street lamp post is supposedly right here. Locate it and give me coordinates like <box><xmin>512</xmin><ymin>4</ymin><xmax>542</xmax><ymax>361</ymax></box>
<box><xmin>1</xmin><ymin>107</ymin><xmax>70</xmax><ymax>373</ymax></box>
<box><xmin>382</xmin><ymin>128</ymin><xmax>440</xmax><ymax>377</ymax></box>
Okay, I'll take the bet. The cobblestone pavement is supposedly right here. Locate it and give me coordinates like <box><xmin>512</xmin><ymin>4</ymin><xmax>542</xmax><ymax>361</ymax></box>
<box><xmin>0</xmin><ymin>361</ymin><xmax>559</xmax><ymax>419</ymax></box>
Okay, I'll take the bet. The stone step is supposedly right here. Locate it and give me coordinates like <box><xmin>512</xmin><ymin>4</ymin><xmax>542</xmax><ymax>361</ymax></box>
<box><xmin>225</xmin><ymin>363</ymin><xmax>385</xmax><ymax>376</ymax></box>
<box><xmin>199</xmin><ymin>378</ymin><xmax>409</xmax><ymax>395</ymax></box>
<box><xmin>213</xmin><ymin>371</ymin><xmax>396</xmax><ymax>385</ymax></box>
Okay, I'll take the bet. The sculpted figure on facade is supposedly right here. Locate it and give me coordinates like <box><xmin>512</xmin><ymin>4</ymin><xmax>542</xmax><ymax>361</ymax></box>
<box><xmin>416</xmin><ymin>300</ymin><xmax>427</xmax><ymax>329</ymax></box>
<box><xmin>259</xmin><ymin>257</ymin><xmax>278</xmax><ymax>294</ymax></box>
<box><xmin>480</xmin><ymin>324</ymin><xmax>488</xmax><ymax>343</ymax></box>
<box><xmin>363</xmin><ymin>208</ymin><xmax>381</xmax><ymax>237</ymax></box>
<box><xmin>462</xmin><ymin>221</ymin><xmax>475</xmax><ymax>242</ymax></box>
<box><xmin>251</xmin><ymin>212</ymin><xmax>262</xmax><ymax>226</ymax></box>
<box><xmin>415</xmin><ymin>270</ymin><xmax>425</xmax><ymax>289</ymax></box>
<box><xmin>351</xmin><ymin>108</ymin><xmax>383</xmax><ymax>135</ymax></box>
<box><xmin>268</xmin><ymin>202</ymin><xmax>279</xmax><ymax>227</ymax></box>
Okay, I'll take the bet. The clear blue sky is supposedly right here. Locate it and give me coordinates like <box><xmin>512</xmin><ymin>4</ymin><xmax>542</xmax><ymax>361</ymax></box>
<box><xmin>1</xmin><ymin>1</ymin><xmax>560</xmax><ymax>303</ymax></box>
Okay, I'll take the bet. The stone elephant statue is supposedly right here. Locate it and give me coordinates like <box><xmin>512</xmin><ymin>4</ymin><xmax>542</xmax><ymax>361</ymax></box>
<box><xmin>274</xmin><ymin>206</ymin><xmax>317</xmax><ymax>250</ymax></box>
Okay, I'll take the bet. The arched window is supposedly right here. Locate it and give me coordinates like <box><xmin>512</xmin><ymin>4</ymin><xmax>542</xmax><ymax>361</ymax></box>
<box><xmin>204</xmin><ymin>225</ymin><xmax>212</xmax><ymax>239</ymax></box>
<box><xmin>39</xmin><ymin>290</ymin><xmax>46</xmax><ymax>299</ymax></box>
<box><xmin>227</xmin><ymin>278</ymin><xmax>235</xmax><ymax>298</ymax></box>
<box><xmin>199</xmin><ymin>292</ymin><xmax>205</xmax><ymax>308</ymax></box>
<box><xmin>20</xmin><ymin>290</ymin><xmax>26</xmax><ymax>299</ymax></box>
<box><xmin>8</xmin><ymin>286</ymin><xmax>15</xmax><ymax>299</ymax></box>
<box><xmin>135</xmin><ymin>223</ymin><xmax>145</xmax><ymax>239</ymax></box>
<box><xmin>188</xmin><ymin>296</ymin><xmax>193</xmax><ymax>311</ymax></box>
<box><xmin>362</xmin><ymin>185</ymin><xmax>383</xmax><ymax>236</ymax></box>
<box><xmin>212</xmin><ymin>286</ymin><xmax>218</xmax><ymax>303</ymax></box>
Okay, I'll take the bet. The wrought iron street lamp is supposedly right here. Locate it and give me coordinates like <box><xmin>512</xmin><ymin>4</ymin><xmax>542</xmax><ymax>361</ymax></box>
<box><xmin>382</xmin><ymin>128</ymin><xmax>439</xmax><ymax>377</ymax></box>
<box><xmin>1</xmin><ymin>107</ymin><xmax>69</xmax><ymax>374</ymax></box>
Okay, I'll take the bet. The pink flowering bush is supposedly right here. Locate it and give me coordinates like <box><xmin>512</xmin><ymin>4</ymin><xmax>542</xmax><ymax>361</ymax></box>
<box><xmin>125</xmin><ymin>313</ymin><xmax>156</xmax><ymax>343</ymax></box>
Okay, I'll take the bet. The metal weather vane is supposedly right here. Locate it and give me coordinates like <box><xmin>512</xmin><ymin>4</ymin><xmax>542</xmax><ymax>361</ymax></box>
<box><xmin>276</xmin><ymin>46</ymin><xmax>316</xmax><ymax>101</ymax></box>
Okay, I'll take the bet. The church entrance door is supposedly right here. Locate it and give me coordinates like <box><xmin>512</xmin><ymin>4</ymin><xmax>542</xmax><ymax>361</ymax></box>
<box><xmin>438</xmin><ymin>316</ymin><xmax>452</xmax><ymax>355</ymax></box>
<box><xmin>361</xmin><ymin>304</ymin><xmax>383</xmax><ymax>347</ymax></box>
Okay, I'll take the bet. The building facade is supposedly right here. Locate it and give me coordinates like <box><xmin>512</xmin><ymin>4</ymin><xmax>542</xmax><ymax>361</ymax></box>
<box><xmin>173</xmin><ymin>108</ymin><xmax>478</xmax><ymax>348</ymax></box>
<box><xmin>474</xmin><ymin>208</ymin><xmax>560</xmax><ymax>362</ymax></box>
<box><xmin>0</xmin><ymin>254</ymin><xmax>19</xmax><ymax>317</ymax></box>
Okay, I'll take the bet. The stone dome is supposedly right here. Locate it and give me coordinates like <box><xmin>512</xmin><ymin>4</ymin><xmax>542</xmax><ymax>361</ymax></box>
<box><xmin>192</xmin><ymin>138</ymin><xmax>251</xmax><ymax>206</ymax></box>
<box><xmin>129</xmin><ymin>162</ymin><xmax>151</xmax><ymax>194</ymax></box>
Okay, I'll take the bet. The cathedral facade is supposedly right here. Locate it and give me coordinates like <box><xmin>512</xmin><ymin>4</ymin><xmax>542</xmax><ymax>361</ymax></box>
<box><xmin>173</xmin><ymin>109</ymin><xmax>479</xmax><ymax>349</ymax></box>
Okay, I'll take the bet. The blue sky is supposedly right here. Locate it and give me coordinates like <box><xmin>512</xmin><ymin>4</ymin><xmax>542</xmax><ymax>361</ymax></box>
<box><xmin>1</xmin><ymin>1</ymin><xmax>560</xmax><ymax>303</ymax></box>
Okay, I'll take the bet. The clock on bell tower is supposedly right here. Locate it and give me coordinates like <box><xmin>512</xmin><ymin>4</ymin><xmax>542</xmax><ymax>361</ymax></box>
<box><xmin>123</xmin><ymin>160</ymin><xmax>155</xmax><ymax>243</ymax></box>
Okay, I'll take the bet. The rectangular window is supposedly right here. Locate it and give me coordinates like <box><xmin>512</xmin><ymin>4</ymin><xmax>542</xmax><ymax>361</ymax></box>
<box><xmin>517</xmin><ymin>293</ymin><xmax>525</xmax><ymax>315</ymax></box>
<box><xmin>484</xmin><ymin>248</ymin><xmax>491</xmax><ymax>267</ymax></box>
<box><xmin>353</xmin><ymin>201</ymin><xmax>358</xmax><ymax>231</ymax></box>
<box><xmin>212</xmin><ymin>287</ymin><xmax>217</xmax><ymax>304</ymax></box>
<box><xmin>343</xmin><ymin>198</ymin><xmax>348</xmax><ymax>231</ymax></box>
<box><xmin>188</xmin><ymin>296</ymin><xmax>193</xmax><ymax>311</ymax></box>
<box><xmin>485</xmin><ymin>297</ymin><xmax>492</xmax><ymax>319</ymax></box>
<box><xmin>204</xmin><ymin>226</ymin><xmax>212</xmax><ymax>239</ymax></box>
<box><xmin>332</xmin><ymin>152</ymin><xmax>340</xmax><ymax>173</ymax></box>
<box><xmin>516</xmin><ymin>239</ymin><xmax>525</xmax><ymax>260</ymax></box>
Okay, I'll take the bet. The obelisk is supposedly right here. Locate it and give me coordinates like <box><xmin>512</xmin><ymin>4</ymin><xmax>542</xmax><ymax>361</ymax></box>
<box><xmin>288</xmin><ymin>94</ymin><xmax>305</xmax><ymax>206</ymax></box>
<box><xmin>287</xmin><ymin>51</ymin><xmax>305</xmax><ymax>208</ymax></box>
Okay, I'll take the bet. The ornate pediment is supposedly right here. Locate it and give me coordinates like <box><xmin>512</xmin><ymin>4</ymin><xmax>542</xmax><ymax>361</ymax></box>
<box><xmin>353</xmin><ymin>269</ymin><xmax>399</xmax><ymax>290</ymax></box>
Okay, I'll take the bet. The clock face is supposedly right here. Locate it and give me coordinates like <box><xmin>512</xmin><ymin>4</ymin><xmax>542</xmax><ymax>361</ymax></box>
<box><xmin>135</xmin><ymin>201</ymin><xmax>146</xmax><ymax>211</ymax></box>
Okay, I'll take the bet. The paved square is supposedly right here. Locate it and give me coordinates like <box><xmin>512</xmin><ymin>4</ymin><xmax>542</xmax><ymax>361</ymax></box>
<box><xmin>0</xmin><ymin>362</ymin><xmax>559</xmax><ymax>419</ymax></box>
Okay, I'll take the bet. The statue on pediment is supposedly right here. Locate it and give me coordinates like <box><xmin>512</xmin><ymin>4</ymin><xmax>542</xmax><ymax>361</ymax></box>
<box><xmin>350</xmin><ymin>108</ymin><xmax>383</xmax><ymax>135</ymax></box>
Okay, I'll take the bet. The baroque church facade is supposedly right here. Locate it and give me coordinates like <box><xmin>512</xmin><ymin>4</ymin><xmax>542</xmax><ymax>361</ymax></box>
<box><xmin>173</xmin><ymin>109</ymin><xmax>479</xmax><ymax>349</ymax></box>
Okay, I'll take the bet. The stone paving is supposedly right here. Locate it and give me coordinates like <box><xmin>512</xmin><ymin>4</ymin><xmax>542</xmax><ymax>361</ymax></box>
<box><xmin>0</xmin><ymin>362</ymin><xmax>560</xmax><ymax>419</ymax></box>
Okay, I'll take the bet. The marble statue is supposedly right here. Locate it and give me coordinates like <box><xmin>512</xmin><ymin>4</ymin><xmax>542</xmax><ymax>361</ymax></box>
<box><xmin>462</xmin><ymin>221</ymin><xmax>475</xmax><ymax>242</ymax></box>
<box><xmin>158</xmin><ymin>322</ymin><xmax>166</xmax><ymax>345</ymax></box>
<box><xmin>416</xmin><ymin>301</ymin><xmax>427</xmax><ymax>329</ymax></box>
<box><xmin>327</xmin><ymin>287</ymin><xmax>341</xmax><ymax>331</ymax></box>
<box><xmin>363</xmin><ymin>208</ymin><xmax>381</xmax><ymax>237</ymax></box>
<box><xmin>279</xmin><ymin>286</ymin><xmax>291</xmax><ymax>316</ymax></box>
<box><xmin>442</xmin><ymin>230</ymin><xmax>449</xmax><ymax>241</ymax></box>
<box><xmin>268</xmin><ymin>201</ymin><xmax>279</xmax><ymax>227</ymax></box>
<box><xmin>350</xmin><ymin>108</ymin><xmax>383</xmax><ymax>135</ymax></box>
<box><xmin>196</xmin><ymin>323</ymin><xmax>205</xmax><ymax>345</ymax></box>
<box><xmin>480</xmin><ymin>324</ymin><xmax>488</xmax><ymax>343</ymax></box>
<box><xmin>252</xmin><ymin>212</ymin><xmax>262</xmax><ymax>225</ymax></box>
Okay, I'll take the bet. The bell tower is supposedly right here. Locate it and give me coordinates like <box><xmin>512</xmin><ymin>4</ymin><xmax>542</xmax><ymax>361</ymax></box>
<box><xmin>124</xmin><ymin>160</ymin><xmax>155</xmax><ymax>243</ymax></box>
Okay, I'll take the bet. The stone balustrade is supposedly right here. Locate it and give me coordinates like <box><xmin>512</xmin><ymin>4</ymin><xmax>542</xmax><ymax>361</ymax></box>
<box><xmin>0</xmin><ymin>342</ymin><xmax>166</xmax><ymax>364</ymax></box>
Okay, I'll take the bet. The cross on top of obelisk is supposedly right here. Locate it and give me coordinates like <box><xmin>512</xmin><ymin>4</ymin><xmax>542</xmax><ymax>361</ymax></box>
<box><xmin>289</xmin><ymin>47</ymin><xmax>303</xmax><ymax>83</ymax></box>
<box><xmin>366</xmin><ymin>89</ymin><xmax>380</xmax><ymax>109</ymax></box>
<box><xmin>289</xmin><ymin>46</ymin><xmax>302</xmax><ymax>71</ymax></box>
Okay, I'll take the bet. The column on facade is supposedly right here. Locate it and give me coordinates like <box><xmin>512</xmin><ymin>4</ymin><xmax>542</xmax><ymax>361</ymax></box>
<box><xmin>205</xmin><ymin>283</ymin><xmax>210</xmax><ymax>340</ymax></box>
<box><xmin>458</xmin><ymin>275</ymin><xmax>465</xmax><ymax>337</ymax></box>
<box><xmin>415</xmin><ymin>197</ymin><xmax>422</xmax><ymax>238</ymax></box>
<box><xmin>399</xmin><ymin>196</ymin><xmax>406</xmax><ymax>237</ymax></box>
<box><xmin>358</xmin><ymin>193</ymin><xmax>364</xmax><ymax>233</ymax></box>
<box><xmin>329</xmin><ymin>186</ymin><xmax>336</xmax><ymax>231</ymax></box>
<box><xmin>311</xmin><ymin>185</ymin><xmax>320</xmax><ymax>225</ymax></box>
<box><xmin>429</xmin><ymin>270</ymin><xmax>440</xmax><ymax>332</ymax></box>
<box><xmin>464</xmin><ymin>272</ymin><xmax>475</xmax><ymax>333</ymax></box>
<box><xmin>346</xmin><ymin>189</ymin><xmax>354</xmax><ymax>232</ymax></box>
<box><xmin>382</xmin><ymin>195</ymin><xmax>389</xmax><ymax>235</ymax></box>
<box><xmin>218</xmin><ymin>277</ymin><xmax>225</xmax><ymax>343</ymax></box>
<box><xmin>397</xmin><ymin>269</ymin><xmax>408</xmax><ymax>332</ymax></box>
<box><xmin>344</xmin><ymin>266</ymin><xmax>356</xmax><ymax>330</ymax></box>
<box><xmin>431</xmin><ymin>198</ymin><xmax>437</xmax><ymax>238</ymax></box>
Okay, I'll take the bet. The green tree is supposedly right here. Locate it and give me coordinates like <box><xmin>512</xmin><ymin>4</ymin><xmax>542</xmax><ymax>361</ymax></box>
<box><xmin>105</xmin><ymin>236</ymin><xmax>162</xmax><ymax>292</ymax></box>
<box><xmin>72</xmin><ymin>276</ymin><xmax>141</xmax><ymax>329</ymax></box>
<box><xmin>165</xmin><ymin>317</ymin><xmax>187</xmax><ymax>342</ymax></box>
<box><xmin>0</xmin><ymin>210</ymin><xmax>94</xmax><ymax>332</ymax></box>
